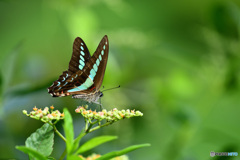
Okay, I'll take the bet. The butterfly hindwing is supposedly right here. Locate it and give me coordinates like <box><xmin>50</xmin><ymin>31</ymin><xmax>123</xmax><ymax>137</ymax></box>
<box><xmin>48</xmin><ymin>70</ymin><xmax>73</xmax><ymax>96</ymax></box>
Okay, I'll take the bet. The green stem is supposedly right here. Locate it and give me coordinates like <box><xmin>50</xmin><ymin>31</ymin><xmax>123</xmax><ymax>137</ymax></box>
<box><xmin>74</xmin><ymin>129</ymin><xmax>86</xmax><ymax>147</ymax></box>
<box><xmin>71</xmin><ymin>128</ymin><xmax>87</xmax><ymax>155</ymax></box>
<box><xmin>86</xmin><ymin>119</ymin><xmax>99</xmax><ymax>133</ymax></box>
<box><xmin>55</xmin><ymin>128</ymin><xmax>66</xmax><ymax>142</ymax></box>
<box><xmin>53</xmin><ymin>120</ymin><xmax>59</xmax><ymax>125</ymax></box>
<box><xmin>89</xmin><ymin>121</ymin><xmax>114</xmax><ymax>133</ymax></box>
<box><xmin>85</xmin><ymin>119</ymin><xmax>89</xmax><ymax>131</ymax></box>
<box><xmin>91</xmin><ymin>120</ymin><xmax>99</xmax><ymax>125</ymax></box>
<box><xmin>86</xmin><ymin>122</ymin><xmax>93</xmax><ymax>133</ymax></box>
<box><xmin>59</xmin><ymin>148</ymin><xmax>67</xmax><ymax>160</ymax></box>
<box><xmin>49</xmin><ymin>122</ymin><xmax>66</xmax><ymax>142</ymax></box>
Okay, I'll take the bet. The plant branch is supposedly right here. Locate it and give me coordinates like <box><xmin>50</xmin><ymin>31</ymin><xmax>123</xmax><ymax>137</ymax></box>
<box><xmin>89</xmin><ymin>121</ymin><xmax>114</xmax><ymax>133</ymax></box>
<box><xmin>85</xmin><ymin>119</ymin><xmax>88</xmax><ymax>131</ymax></box>
<box><xmin>59</xmin><ymin>148</ymin><xmax>67</xmax><ymax>160</ymax></box>
<box><xmin>49</xmin><ymin>122</ymin><xmax>66</xmax><ymax>142</ymax></box>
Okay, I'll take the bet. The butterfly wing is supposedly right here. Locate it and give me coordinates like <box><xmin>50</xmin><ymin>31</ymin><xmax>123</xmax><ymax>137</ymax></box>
<box><xmin>87</xmin><ymin>35</ymin><xmax>109</xmax><ymax>90</ymax></box>
<box><xmin>68</xmin><ymin>37</ymin><xmax>91</xmax><ymax>74</ymax></box>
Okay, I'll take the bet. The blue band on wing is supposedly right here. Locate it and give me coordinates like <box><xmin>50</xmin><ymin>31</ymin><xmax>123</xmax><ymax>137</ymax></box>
<box><xmin>96</xmin><ymin>59</ymin><xmax>100</xmax><ymax>66</ymax></box>
<box><xmin>79</xmin><ymin>65</ymin><xmax>83</xmax><ymax>70</ymax></box>
<box><xmin>68</xmin><ymin>78</ymin><xmax>94</xmax><ymax>92</ymax></box>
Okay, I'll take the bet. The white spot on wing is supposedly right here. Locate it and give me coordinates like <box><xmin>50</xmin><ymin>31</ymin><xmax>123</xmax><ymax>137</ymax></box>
<box><xmin>80</xmin><ymin>55</ymin><xmax>84</xmax><ymax>61</ymax></box>
<box><xmin>81</xmin><ymin>51</ymin><xmax>85</xmax><ymax>56</ymax></box>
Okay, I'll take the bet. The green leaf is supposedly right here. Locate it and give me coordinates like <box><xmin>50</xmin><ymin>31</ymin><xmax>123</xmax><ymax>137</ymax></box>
<box><xmin>76</xmin><ymin>136</ymin><xmax>118</xmax><ymax>154</ymax></box>
<box><xmin>25</xmin><ymin>123</ymin><xmax>54</xmax><ymax>157</ymax></box>
<box><xmin>63</xmin><ymin>108</ymin><xmax>74</xmax><ymax>154</ymax></box>
<box><xmin>96</xmin><ymin>143</ymin><xmax>151</xmax><ymax>160</ymax></box>
<box><xmin>16</xmin><ymin>146</ymin><xmax>48</xmax><ymax>160</ymax></box>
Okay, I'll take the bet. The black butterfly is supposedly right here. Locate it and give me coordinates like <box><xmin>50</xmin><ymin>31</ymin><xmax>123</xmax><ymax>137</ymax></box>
<box><xmin>48</xmin><ymin>35</ymin><xmax>109</xmax><ymax>104</ymax></box>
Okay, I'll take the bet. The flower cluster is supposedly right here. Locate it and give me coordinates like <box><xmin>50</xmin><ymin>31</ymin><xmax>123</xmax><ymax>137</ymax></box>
<box><xmin>75</xmin><ymin>105</ymin><xmax>143</xmax><ymax>121</ymax></box>
<box><xmin>79</xmin><ymin>153</ymin><xmax>128</xmax><ymax>160</ymax></box>
<box><xmin>22</xmin><ymin>106</ymin><xmax>64</xmax><ymax>123</ymax></box>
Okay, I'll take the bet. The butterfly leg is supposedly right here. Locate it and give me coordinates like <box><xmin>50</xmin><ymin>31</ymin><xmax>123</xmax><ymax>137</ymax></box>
<box><xmin>93</xmin><ymin>101</ymin><xmax>104</xmax><ymax>110</ymax></box>
<box><xmin>99</xmin><ymin>104</ymin><xmax>104</xmax><ymax>110</ymax></box>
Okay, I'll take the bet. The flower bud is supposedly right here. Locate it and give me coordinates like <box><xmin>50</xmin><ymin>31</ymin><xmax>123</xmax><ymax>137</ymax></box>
<box><xmin>102</xmin><ymin>109</ymin><xmax>107</xmax><ymax>115</ymax></box>
<box><xmin>22</xmin><ymin>110</ymin><xmax>27</xmax><ymax>115</ymax></box>
<box><xmin>106</xmin><ymin>116</ymin><xmax>113</xmax><ymax>121</ymax></box>
<box><xmin>88</xmin><ymin>112</ymin><xmax>93</xmax><ymax>118</ymax></box>
<box><xmin>136</xmin><ymin>111</ymin><xmax>143</xmax><ymax>116</ymax></box>
<box><xmin>35</xmin><ymin>113</ymin><xmax>42</xmax><ymax>119</ymax></box>
<box><xmin>30</xmin><ymin>111</ymin><xmax>35</xmax><ymax>115</ymax></box>
<box><xmin>84</xmin><ymin>105</ymin><xmax>88</xmax><ymax>109</ymax></box>
<box><xmin>113</xmin><ymin>112</ymin><xmax>118</xmax><ymax>117</ymax></box>
<box><xmin>44</xmin><ymin>107</ymin><xmax>49</xmax><ymax>112</ymax></box>
<box><xmin>42</xmin><ymin>117</ymin><xmax>48</xmax><ymax>122</ymax></box>
<box><xmin>33</xmin><ymin>106</ymin><xmax>38</xmax><ymax>111</ymax></box>
<box><xmin>119</xmin><ymin>113</ymin><xmax>124</xmax><ymax>118</ymax></box>
<box><xmin>42</xmin><ymin>108</ymin><xmax>48</xmax><ymax>115</ymax></box>
<box><xmin>121</xmin><ymin>110</ymin><xmax>125</xmax><ymax>114</ymax></box>
<box><xmin>107</xmin><ymin>111</ymin><xmax>113</xmax><ymax>116</ymax></box>
<box><xmin>79</xmin><ymin>107</ymin><xmax>84</xmax><ymax>112</ymax></box>
<box><xmin>48</xmin><ymin>114</ymin><xmax>53</xmax><ymax>120</ymax></box>
<box><xmin>115</xmin><ymin>114</ymin><xmax>122</xmax><ymax>120</ymax></box>
<box><xmin>51</xmin><ymin>112</ymin><xmax>57</xmax><ymax>117</ymax></box>
<box><xmin>82</xmin><ymin>111</ymin><xmax>88</xmax><ymax>115</ymax></box>
<box><xmin>75</xmin><ymin>108</ymin><xmax>80</xmax><ymax>113</ymax></box>
<box><xmin>125</xmin><ymin>110</ymin><xmax>130</xmax><ymax>116</ymax></box>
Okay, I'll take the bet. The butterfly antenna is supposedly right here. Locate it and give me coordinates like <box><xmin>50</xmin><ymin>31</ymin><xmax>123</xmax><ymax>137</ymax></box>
<box><xmin>102</xmin><ymin>85</ymin><xmax>120</xmax><ymax>92</ymax></box>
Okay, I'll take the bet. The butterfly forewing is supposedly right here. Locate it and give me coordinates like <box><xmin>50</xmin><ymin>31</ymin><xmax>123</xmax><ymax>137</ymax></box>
<box><xmin>68</xmin><ymin>37</ymin><xmax>91</xmax><ymax>74</ymax></box>
<box><xmin>89</xmin><ymin>35</ymin><xmax>109</xmax><ymax>90</ymax></box>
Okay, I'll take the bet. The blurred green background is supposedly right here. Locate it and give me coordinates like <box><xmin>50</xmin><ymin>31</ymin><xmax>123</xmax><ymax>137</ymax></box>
<box><xmin>1</xmin><ymin>0</ymin><xmax>240</xmax><ymax>159</ymax></box>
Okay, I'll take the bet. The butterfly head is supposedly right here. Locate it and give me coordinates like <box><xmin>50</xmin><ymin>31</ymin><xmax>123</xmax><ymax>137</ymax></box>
<box><xmin>99</xmin><ymin>91</ymin><xmax>103</xmax><ymax>97</ymax></box>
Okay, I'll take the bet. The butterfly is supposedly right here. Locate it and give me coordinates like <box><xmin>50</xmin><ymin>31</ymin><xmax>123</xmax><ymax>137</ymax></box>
<box><xmin>48</xmin><ymin>35</ymin><xmax>109</xmax><ymax>104</ymax></box>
